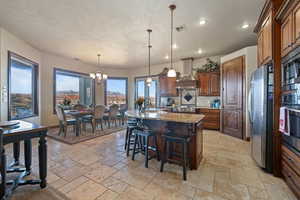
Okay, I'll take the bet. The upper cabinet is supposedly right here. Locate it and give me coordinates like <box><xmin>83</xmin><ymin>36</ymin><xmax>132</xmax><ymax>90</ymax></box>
<box><xmin>278</xmin><ymin>1</ymin><xmax>300</xmax><ymax>58</ymax></box>
<box><xmin>198</xmin><ymin>72</ymin><xmax>220</xmax><ymax>96</ymax></box>
<box><xmin>257</xmin><ymin>10</ymin><xmax>273</xmax><ymax>66</ymax></box>
<box><xmin>159</xmin><ymin>76</ymin><xmax>178</xmax><ymax>97</ymax></box>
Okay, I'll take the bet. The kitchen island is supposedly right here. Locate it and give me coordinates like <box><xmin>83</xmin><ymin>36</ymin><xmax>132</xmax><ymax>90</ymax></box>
<box><xmin>126</xmin><ymin>110</ymin><xmax>205</xmax><ymax>169</ymax></box>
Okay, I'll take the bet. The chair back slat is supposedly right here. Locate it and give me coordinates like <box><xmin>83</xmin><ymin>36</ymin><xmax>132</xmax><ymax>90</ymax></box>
<box><xmin>56</xmin><ymin>106</ymin><xmax>66</xmax><ymax>121</ymax></box>
<box><xmin>109</xmin><ymin>104</ymin><xmax>119</xmax><ymax>118</ymax></box>
<box><xmin>94</xmin><ymin>105</ymin><xmax>106</xmax><ymax>119</ymax></box>
<box><xmin>0</xmin><ymin>128</ymin><xmax>5</xmax><ymax>198</ymax></box>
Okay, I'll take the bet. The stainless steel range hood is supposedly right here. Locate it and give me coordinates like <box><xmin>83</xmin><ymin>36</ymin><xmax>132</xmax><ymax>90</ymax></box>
<box><xmin>176</xmin><ymin>57</ymin><xmax>199</xmax><ymax>88</ymax></box>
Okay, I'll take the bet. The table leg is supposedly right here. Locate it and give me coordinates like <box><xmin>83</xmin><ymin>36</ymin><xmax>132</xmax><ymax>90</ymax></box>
<box><xmin>13</xmin><ymin>142</ymin><xmax>20</xmax><ymax>166</ymax></box>
<box><xmin>38</xmin><ymin>135</ymin><xmax>47</xmax><ymax>188</ymax></box>
<box><xmin>0</xmin><ymin>148</ymin><xmax>6</xmax><ymax>198</ymax></box>
<box><xmin>24</xmin><ymin>140</ymin><xmax>32</xmax><ymax>175</ymax></box>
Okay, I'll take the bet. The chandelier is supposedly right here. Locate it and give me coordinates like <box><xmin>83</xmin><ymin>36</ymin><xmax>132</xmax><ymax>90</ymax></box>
<box><xmin>90</xmin><ymin>54</ymin><xmax>108</xmax><ymax>84</ymax></box>
<box><xmin>167</xmin><ymin>4</ymin><xmax>177</xmax><ymax>78</ymax></box>
<box><xmin>146</xmin><ymin>29</ymin><xmax>152</xmax><ymax>87</ymax></box>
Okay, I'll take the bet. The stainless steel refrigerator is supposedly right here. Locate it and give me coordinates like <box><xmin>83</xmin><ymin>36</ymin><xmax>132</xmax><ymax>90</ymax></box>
<box><xmin>248</xmin><ymin>64</ymin><xmax>273</xmax><ymax>172</ymax></box>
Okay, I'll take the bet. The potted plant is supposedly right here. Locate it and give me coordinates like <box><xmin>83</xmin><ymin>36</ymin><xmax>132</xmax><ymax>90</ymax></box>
<box><xmin>135</xmin><ymin>97</ymin><xmax>145</xmax><ymax>112</ymax></box>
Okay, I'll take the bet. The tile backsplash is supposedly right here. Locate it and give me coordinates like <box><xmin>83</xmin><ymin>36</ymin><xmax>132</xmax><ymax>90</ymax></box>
<box><xmin>160</xmin><ymin>96</ymin><xmax>220</xmax><ymax>107</ymax></box>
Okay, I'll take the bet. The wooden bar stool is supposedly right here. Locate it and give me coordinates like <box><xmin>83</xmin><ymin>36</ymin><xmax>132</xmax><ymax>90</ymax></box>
<box><xmin>131</xmin><ymin>128</ymin><xmax>160</xmax><ymax>168</ymax></box>
<box><xmin>125</xmin><ymin>119</ymin><xmax>138</xmax><ymax>155</ymax></box>
<box><xmin>160</xmin><ymin>133</ymin><xmax>191</xmax><ymax>181</ymax></box>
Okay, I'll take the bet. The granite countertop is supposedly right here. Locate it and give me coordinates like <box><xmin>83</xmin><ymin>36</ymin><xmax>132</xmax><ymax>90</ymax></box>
<box><xmin>126</xmin><ymin>110</ymin><xmax>205</xmax><ymax>124</ymax></box>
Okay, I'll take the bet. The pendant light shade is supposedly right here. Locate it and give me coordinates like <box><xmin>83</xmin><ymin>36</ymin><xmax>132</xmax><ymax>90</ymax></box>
<box><xmin>90</xmin><ymin>54</ymin><xmax>108</xmax><ymax>84</ymax></box>
<box><xmin>146</xmin><ymin>29</ymin><xmax>152</xmax><ymax>87</ymax></box>
<box><xmin>167</xmin><ymin>4</ymin><xmax>177</xmax><ymax>78</ymax></box>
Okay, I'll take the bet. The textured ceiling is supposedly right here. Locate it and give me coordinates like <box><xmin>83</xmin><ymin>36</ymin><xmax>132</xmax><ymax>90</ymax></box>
<box><xmin>0</xmin><ymin>0</ymin><xmax>265</xmax><ymax>69</ymax></box>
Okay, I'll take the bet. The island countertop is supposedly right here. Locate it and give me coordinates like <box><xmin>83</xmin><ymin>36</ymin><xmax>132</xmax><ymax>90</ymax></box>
<box><xmin>126</xmin><ymin>110</ymin><xmax>205</xmax><ymax>124</ymax></box>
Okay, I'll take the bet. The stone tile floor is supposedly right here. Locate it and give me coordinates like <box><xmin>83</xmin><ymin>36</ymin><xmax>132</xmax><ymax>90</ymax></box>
<box><xmin>5</xmin><ymin>130</ymin><xmax>297</xmax><ymax>200</ymax></box>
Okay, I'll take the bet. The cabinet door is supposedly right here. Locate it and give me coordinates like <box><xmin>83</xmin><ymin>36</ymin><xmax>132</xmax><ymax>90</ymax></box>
<box><xmin>167</xmin><ymin>77</ymin><xmax>177</xmax><ymax>96</ymax></box>
<box><xmin>293</xmin><ymin>3</ymin><xmax>300</xmax><ymax>46</ymax></box>
<box><xmin>198</xmin><ymin>73</ymin><xmax>210</xmax><ymax>96</ymax></box>
<box><xmin>257</xmin><ymin>31</ymin><xmax>264</xmax><ymax>66</ymax></box>
<box><xmin>159</xmin><ymin>76</ymin><xmax>168</xmax><ymax>96</ymax></box>
<box><xmin>210</xmin><ymin>73</ymin><xmax>220</xmax><ymax>96</ymax></box>
<box><xmin>281</xmin><ymin>13</ymin><xmax>293</xmax><ymax>57</ymax></box>
<box><xmin>262</xmin><ymin>13</ymin><xmax>272</xmax><ymax>63</ymax></box>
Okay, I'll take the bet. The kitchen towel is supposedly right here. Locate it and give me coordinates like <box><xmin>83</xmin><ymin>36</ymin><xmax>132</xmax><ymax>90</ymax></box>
<box><xmin>279</xmin><ymin>106</ymin><xmax>290</xmax><ymax>136</ymax></box>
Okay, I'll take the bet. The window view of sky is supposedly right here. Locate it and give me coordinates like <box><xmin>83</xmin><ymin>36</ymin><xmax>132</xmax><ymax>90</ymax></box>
<box><xmin>11</xmin><ymin>60</ymin><xmax>32</xmax><ymax>94</ymax></box>
<box><xmin>107</xmin><ymin>79</ymin><xmax>126</xmax><ymax>94</ymax></box>
<box><xmin>56</xmin><ymin>73</ymin><xmax>79</xmax><ymax>92</ymax></box>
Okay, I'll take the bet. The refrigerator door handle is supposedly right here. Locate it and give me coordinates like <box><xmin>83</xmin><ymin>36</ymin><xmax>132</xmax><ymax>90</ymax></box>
<box><xmin>248</xmin><ymin>86</ymin><xmax>253</xmax><ymax>123</ymax></box>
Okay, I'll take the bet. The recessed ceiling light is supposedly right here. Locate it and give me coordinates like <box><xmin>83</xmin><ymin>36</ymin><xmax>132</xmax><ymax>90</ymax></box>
<box><xmin>242</xmin><ymin>24</ymin><xmax>249</xmax><ymax>29</ymax></box>
<box><xmin>197</xmin><ymin>49</ymin><xmax>203</xmax><ymax>54</ymax></box>
<box><xmin>165</xmin><ymin>55</ymin><xmax>169</xmax><ymax>59</ymax></box>
<box><xmin>172</xmin><ymin>43</ymin><xmax>178</xmax><ymax>49</ymax></box>
<box><xmin>199</xmin><ymin>19</ymin><xmax>206</xmax><ymax>25</ymax></box>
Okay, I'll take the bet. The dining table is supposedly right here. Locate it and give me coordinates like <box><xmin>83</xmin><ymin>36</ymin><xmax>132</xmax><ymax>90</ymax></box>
<box><xmin>0</xmin><ymin>120</ymin><xmax>48</xmax><ymax>199</ymax></box>
<box><xmin>65</xmin><ymin>109</ymin><xmax>94</xmax><ymax>136</ymax></box>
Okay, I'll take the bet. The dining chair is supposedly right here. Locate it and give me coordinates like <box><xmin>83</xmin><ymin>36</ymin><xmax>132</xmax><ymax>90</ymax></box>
<box><xmin>93</xmin><ymin>105</ymin><xmax>106</xmax><ymax>131</ymax></box>
<box><xmin>0</xmin><ymin>128</ymin><xmax>6</xmax><ymax>199</ymax></box>
<box><xmin>56</xmin><ymin>106</ymin><xmax>77</xmax><ymax>137</ymax></box>
<box><xmin>104</xmin><ymin>104</ymin><xmax>119</xmax><ymax>128</ymax></box>
<box><xmin>118</xmin><ymin>104</ymin><xmax>127</xmax><ymax>125</ymax></box>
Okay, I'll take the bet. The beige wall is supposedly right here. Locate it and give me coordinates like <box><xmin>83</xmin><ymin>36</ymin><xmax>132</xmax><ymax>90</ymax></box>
<box><xmin>0</xmin><ymin>28</ymin><xmax>129</xmax><ymax>126</ymax></box>
<box><xmin>221</xmin><ymin>46</ymin><xmax>257</xmax><ymax>138</ymax></box>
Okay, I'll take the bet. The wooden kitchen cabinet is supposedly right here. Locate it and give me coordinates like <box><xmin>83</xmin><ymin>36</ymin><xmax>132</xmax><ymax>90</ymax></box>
<box><xmin>159</xmin><ymin>76</ymin><xmax>178</xmax><ymax>97</ymax></box>
<box><xmin>293</xmin><ymin>3</ymin><xmax>300</xmax><ymax>46</ymax></box>
<box><xmin>196</xmin><ymin>108</ymin><xmax>220</xmax><ymax>130</ymax></box>
<box><xmin>281</xmin><ymin>13</ymin><xmax>293</xmax><ymax>57</ymax></box>
<box><xmin>257</xmin><ymin>10</ymin><xmax>272</xmax><ymax>66</ymax></box>
<box><xmin>197</xmin><ymin>72</ymin><xmax>220</xmax><ymax>96</ymax></box>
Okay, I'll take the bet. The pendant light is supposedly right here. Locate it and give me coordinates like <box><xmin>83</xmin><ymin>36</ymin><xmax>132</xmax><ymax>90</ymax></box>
<box><xmin>90</xmin><ymin>54</ymin><xmax>108</xmax><ymax>84</ymax></box>
<box><xmin>146</xmin><ymin>29</ymin><xmax>152</xmax><ymax>87</ymax></box>
<box><xmin>167</xmin><ymin>4</ymin><xmax>177</xmax><ymax>78</ymax></box>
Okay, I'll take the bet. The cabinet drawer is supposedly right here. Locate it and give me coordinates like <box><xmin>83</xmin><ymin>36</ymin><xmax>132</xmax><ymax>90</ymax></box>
<box><xmin>203</xmin><ymin>115</ymin><xmax>220</xmax><ymax>121</ymax></box>
<box><xmin>203</xmin><ymin>122</ymin><xmax>220</xmax><ymax>130</ymax></box>
<box><xmin>282</xmin><ymin>145</ymin><xmax>300</xmax><ymax>176</ymax></box>
<box><xmin>282</xmin><ymin>161</ymin><xmax>300</xmax><ymax>198</ymax></box>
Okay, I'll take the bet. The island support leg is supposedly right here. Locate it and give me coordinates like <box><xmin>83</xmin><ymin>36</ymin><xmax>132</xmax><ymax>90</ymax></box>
<box><xmin>24</xmin><ymin>140</ymin><xmax>32</xmax><ymax>175</ymax></box>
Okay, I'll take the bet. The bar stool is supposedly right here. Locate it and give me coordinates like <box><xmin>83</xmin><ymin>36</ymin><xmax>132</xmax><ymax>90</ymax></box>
<box><xmin>131</xmin><ymin>128</ymin><xmax>160</xmax><ymax>168</ymax></box>
<box><xmin>0</xmin><ymin>128</ymin><xmax>6</xmax><ymax>199</ymax></box>
<box><xmin>125</xmin><ymin>118</ymin><xmax>138</xmax><ymax>154</ymax></box>
<box><xmin>160</xmin><ymin>132</ymin><xmax>191</xmax><ymax>181</ymax></box>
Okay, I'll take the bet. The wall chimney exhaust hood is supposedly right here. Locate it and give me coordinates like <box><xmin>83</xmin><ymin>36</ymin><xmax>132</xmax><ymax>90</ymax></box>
<box><xmin>176</xmin><ymin>57</ymin><xmax>199</xmax><ymax>88</ymax></box>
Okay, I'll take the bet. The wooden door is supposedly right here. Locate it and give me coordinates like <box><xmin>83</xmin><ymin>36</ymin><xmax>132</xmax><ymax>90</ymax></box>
<box><xmin>198</xmin><ymin>73</ymin><xmax>210</xmax><ymax>96</ymax></box>
<box><xmin>222</xmin><ymin>56</ymin><xmax>244</xmax><ymax>139</ymax></box>
<box><xmin>293</xmin><ymin>3</ymin><xmax>300</xmax><ymax>46</ymax></box>
<box><xmin>210</xmin><ymin>72</ymin><xmax>220</xmax><ymax>96</ymax></box>
<box><xmin>281</xmin><ymin>13</ymin><xmax>293</xmax><ymax>57</ymax></box>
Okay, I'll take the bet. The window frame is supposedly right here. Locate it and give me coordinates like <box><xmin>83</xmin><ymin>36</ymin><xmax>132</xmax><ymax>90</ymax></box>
<box><xmin>53</xmin><ymin>68</ymin><xmax>95</xmax><ymax>113</ymax></box>
<box><xmin>7</xmin><ymin>51</ymin><xmax>39</xmax><ymax>120</ymax></box>
<box><xmin>134</xmin><ymin>75</ymin><xmax>160</xmax><ymax>108</ymax></box>
<box><xmin>104</xmin><ymin>77</ymin><xmax>128</xmax><ymax>106</ymax></box>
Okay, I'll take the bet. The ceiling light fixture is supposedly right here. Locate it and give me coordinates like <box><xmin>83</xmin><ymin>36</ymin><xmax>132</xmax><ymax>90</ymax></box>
<box><xmin>167</xmin><ymin>4</ymin><xmax>177</xmax><ymax>78</ymax></box>
<box><xmin>90</xmin><ymin>54</ymin><xmax>108</xmax><ymax>84</ymax></box>
<box><xmin>165</xmin><ymin>55</ymin><xmax>169</xmax><ymax>59</ymax></box>
<box><xmin>197</xmin><ymin>48</ymin><xmax>203</xmax><ymax>54</ymax></box>
<box><xmin>242</xmin><ymin>24</ymin><xmax>249</xmax><ymax>29</ymax></box>
<box><xmin>146</xmin><ymin>29</ymin><xmax>152</xmax><ymax>87</ymax></box>
<box><xmin>199</xmin><ymin>19</ymin><xmax>206</xmax><ymax>25</ymax></box>
<box><xmin>172</xmin><ymin>43</ymin><xmax>178</xmax><ymax>49</ymax></box>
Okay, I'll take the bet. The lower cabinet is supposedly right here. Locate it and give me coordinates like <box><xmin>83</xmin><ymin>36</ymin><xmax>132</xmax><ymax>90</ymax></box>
<box><xmin>282</xmin><ymin>145</ymin><xmax>300</xmax><ymax>199</ymax></box>
<box><xmin>195</xmin><ymin>108</ymin><xmax>220</xmax><ymax>130</ymax></box>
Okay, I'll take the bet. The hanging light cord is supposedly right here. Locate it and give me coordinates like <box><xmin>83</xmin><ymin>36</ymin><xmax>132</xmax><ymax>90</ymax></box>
<box><xmin>170</xmin><ymin>5</ymin><xmax>176</xmax><ymax>70</ymax></box>
<box><xmin>148</xmin><ymin>29</ymin><xmax>152</xmax><ymax>76</ymax></box>
<box><xmin>97</xmin><ymin>54</ymin><xmax>101</xmax><ymax>67</ymax></box>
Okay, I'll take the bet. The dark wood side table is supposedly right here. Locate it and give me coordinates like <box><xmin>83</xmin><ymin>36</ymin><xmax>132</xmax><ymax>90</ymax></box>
<box><xmin>1</xmin><ymin>121</ymin><xmax>48</xmax><ymax>200</ymax></box>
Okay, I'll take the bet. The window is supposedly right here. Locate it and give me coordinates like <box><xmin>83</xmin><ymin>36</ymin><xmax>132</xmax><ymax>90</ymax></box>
<box><xmin>54</xmin><ymin>69</ymin><xmax>94</xmax><ymax>111</ymax></box>
<box><xmin>135</xmin><ymin>77</ymin><xmax>159</xmax><ymax>108</ymax></box>
<box><xmin>105</xmin><ymin>77</ymin><xmax>128</xmax><ymax>106</ymax></box>
<box><xmin>8</xmin><ymin>52</ymin><xmax>38</xmax><ymax>120</ymax></box>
